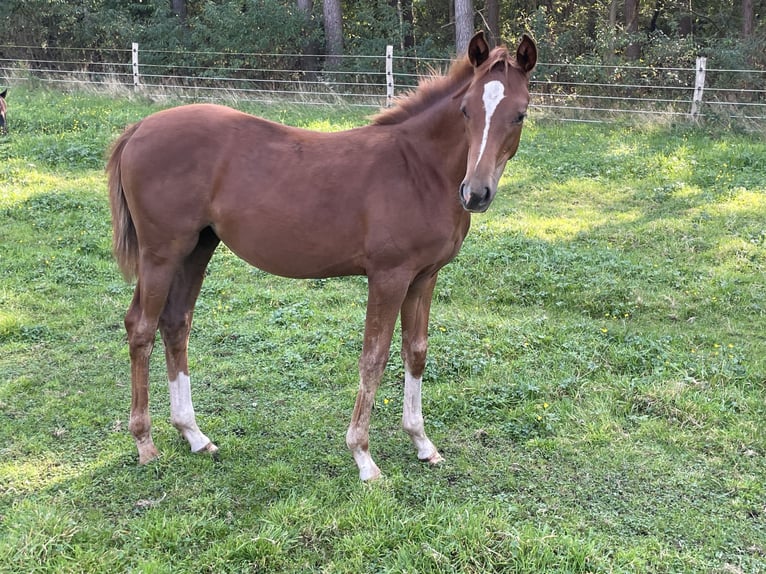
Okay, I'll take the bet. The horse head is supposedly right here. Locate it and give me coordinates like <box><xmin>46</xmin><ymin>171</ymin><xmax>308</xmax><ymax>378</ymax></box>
<box><xmin>458</xmin><ymin>33</ymin><xmax>536</xmax><ymax>212</ymax></box>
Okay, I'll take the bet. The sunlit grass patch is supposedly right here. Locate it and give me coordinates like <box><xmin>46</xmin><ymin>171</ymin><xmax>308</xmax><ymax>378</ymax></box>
<box><xmin>0</xmin><ymin>309</ymin><xmax>24</xmax><ymax>341</ymax></box>
<box><xmin>503</xmin><ymin>204</ymin><xmax>641</xmax><ymax>244</ymax></box>
<box><xmin>0</xmin><ymin>458</ymin><xmax>84</xmax><ymax>495</ymax></box>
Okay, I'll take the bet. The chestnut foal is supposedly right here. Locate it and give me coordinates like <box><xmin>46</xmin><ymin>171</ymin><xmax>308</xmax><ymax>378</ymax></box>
<box><xmin>108</xmin><ymin>32</ymin><xmax>536</xmax><ymax>480</ymax></box>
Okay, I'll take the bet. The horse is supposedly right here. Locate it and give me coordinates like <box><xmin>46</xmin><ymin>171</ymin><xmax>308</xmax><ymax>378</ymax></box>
<box><xmin>107</xmin><ymin>31</ymin><xmax>536</xmax><ymax>481</ymax></box>
<box><xmin>0</xmin><ymin>89</ymin><xmax>7</xmax><ymax>135</ymax></box>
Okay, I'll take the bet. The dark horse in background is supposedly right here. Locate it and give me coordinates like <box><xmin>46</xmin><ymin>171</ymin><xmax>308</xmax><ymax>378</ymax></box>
<box><xmin>108</xmin><ymin>32</ymin><xmax>537</xmax><ymax>481</ymax></box>
<box><xmin>0</xmin><ymin>89</ymin><xmax>7</xmax><ymax>135</ymax></box>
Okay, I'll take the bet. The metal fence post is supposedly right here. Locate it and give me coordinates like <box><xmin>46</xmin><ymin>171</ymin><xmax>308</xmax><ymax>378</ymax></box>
<box><xmin>385</xmin><ymin>45</ymin><xmax>394</xmax><ymax>107</ymax></box>
<box><xmin>132</xmin><ymin>42</ymin><xmax>140</xmax><ymax>89</ymax></box>
<box><xmin>690</xmin><ymin>56</ymin><xmax>706</xmax><ymax>121</ymax></box>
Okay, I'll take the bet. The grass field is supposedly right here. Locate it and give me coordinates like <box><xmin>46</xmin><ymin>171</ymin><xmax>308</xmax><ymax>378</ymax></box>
<box><xmin>1</xmin><ymin>85</ymin><xmax>765</xmax><ymax>573</ymax></box>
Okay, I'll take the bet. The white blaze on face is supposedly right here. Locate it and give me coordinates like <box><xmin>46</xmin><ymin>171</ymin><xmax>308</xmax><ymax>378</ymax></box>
<box><xmin>475</xmin><ymin>80</ymin><xmax>506</xmax><ymax>169</ymax></box>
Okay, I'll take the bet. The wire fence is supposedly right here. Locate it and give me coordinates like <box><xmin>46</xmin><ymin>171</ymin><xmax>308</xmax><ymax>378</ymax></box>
<box><xmin>0</xmin><ymin>43</ymin><xmax>764</xmax><ymax>127</ymax></box>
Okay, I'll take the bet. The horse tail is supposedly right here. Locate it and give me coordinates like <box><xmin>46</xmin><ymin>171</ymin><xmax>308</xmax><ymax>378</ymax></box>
<box><xmin>107</xmin><ymin>122</ymin><xmax>142</xmax><ymax>281</ymax></box>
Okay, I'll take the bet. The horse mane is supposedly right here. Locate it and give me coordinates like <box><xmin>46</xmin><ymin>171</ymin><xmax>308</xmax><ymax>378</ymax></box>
<box><xmin>372</xmin><ymin>46</ymin><xmax>514</xmax><ymax>126</ymax></box>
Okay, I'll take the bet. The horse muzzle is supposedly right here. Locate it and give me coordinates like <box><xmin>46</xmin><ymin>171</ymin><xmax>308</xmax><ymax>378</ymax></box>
<box><xmin>459</xmin><ymin>180</ymin><xmax>495</xmax><ymax>213</ymax></box>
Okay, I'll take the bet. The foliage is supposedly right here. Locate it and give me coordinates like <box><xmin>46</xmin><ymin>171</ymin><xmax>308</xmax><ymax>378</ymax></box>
<box><xmin>0</xmin><ymin>2</ymin><xmax>763</xmax><ymax>111</ymax></box>
<box><xmin>343</xmin><ymin>1</ymin><xmax>401</xmax><ymax>60</ymax></box>
<box><xmin>110</xmin><ymin>0</ymin><xmax>320</xmax><ymax>77</ymax></box>
<box><xmin>195</xmin><ymin>0</ymin><xmax>313</xmax><ymax>52</ymax></box>
<box><xmin>1</xmin><ymin>86</ymin><xmax>766</xmax><ymax>573</ymax></box>
<box><xmin>1</xmin><ymin>1</ymin><xmax>764</xmax><ymax>67</ymax></box>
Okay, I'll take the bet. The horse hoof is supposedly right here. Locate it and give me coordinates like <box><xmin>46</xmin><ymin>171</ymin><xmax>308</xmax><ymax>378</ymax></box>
<box><xmin>359</xmin><ymin>465</ymin><xmax>382</xmax><ymax>482</ymax></box>
<box><xmin>197</xmin><ymin>442</ymin><xmax>220</xmax><ymax>462</ymax></box>
<box><xmin>137</xmin><ymin>442</ymin><xmax>160</xmax><ymax>465</ymax></box>
<box><xmin>420</xmin><ymin>451</ymin><xmax>444</xmax><ymax>465</ymax></box>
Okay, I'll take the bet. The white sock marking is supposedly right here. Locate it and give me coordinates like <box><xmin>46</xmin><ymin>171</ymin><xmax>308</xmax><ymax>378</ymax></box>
<box><xmin>402</xmin><ymin>369</ymin><xmax>438</xmax><ymax>460</ymax></box>
<box><xmin>475</xmin><ymin>80</ymin><xmax>506</xmax><ymax>169</ymax></box>
<box><xmin>168</xmin><ymin>372</ymin><xmax>211</xmax><ymax>452</ymax></box>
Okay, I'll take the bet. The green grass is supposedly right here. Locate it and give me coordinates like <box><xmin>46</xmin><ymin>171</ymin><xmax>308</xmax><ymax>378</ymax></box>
<box><xmin>1</xmin><ymin>85</ymin><xmax>765</xmax><ymax>573</ymax></box>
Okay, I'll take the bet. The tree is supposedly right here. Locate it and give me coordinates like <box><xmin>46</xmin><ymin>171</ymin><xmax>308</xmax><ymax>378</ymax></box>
<box><xmin>323</xmin><ymin>0</ymin><xmax>343</xmax><ymax>67</ymax></box>
<box><xmin>399</xmin><ymin>0</ymin><xmax>414</xmax><ymax>51</ymax></box>
<box><xmin>607</xmin><ymin>0</ymin><xmax>619</xmax><ymax>62</ymax></box>
<box><xmin>625</xmin><ymin>0</ymin><xmax>640</xmax><ymax>60</ymax></box>
<box><xmin>679</xmin><ymin>0</ymin><xmax>693</xmax><ymax>37</ymax></box>
<box><xmin>455</xmin><ymin>0</ymin><xmax>474</xmax><ymax>54</ymax></box>
<box><xmin>171</xmin><ymin>0</ymin><xmax>187</xmax><ymax>22</ymax></box>
<box><xmin>485</xmin><ymin>0</ymin><xmax>499</xmax><ymax>47</ymax></box>
<box><xmin>296</xmin><ymin>0</ymin><xmax>320</xmax><ymax>75</ymax></box>
<box><xmin>386</xmin><ymin>0</ymin><xmax>414</xmax><ymax>51</ymax></box>
<box><xmin>742</xmin><ymin>0</ymin><xmax>754</xmax><ymax>37</ymax></box>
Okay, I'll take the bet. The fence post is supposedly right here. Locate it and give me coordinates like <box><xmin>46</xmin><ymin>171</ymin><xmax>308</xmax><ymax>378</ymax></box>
<box><xmin>132</xmin><ymin>42</ymin><xmax>140</xmax><ymax>89</ymax></box>
<box><xmin>690</xmin><ymin>56</ymin><xmax>706</xmax><ymax>121</ymax></box>
<box><xmin>385</xmin><ymin>45</ymin><xmax>394</xmax><ymax>107</ymax></box>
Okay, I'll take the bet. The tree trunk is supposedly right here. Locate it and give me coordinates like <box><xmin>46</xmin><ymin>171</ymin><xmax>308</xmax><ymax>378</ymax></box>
<box><xmin>171</xmin><ymin>0</ymin><xmax>187</xmax><ymax>22</ymax></box>
<box><xmin>401</xmin><ymin>0</ymin><xmax>414</xmax><ymax>51</ymax></box>
<box><xmin>390</xmin><ymin>0</ymin><xmax>414</xmax><ymax>51</ymax></box>
<box><xmin>679</xmin><ymin>4</ymin><xmax>692</xmax><ymax>37</ymax></box>
<box><xmin>625</xmin><ymin>0</ymin><xmax>640</xmax><ymax>60</ymax></box>
<box><xmin>649</xmin><ymin>0</ymin><xmax>662</xmax><ymax>32</ymax></box>
<box><xmin>455</xmin><ymin>0</ymin><xmax>474</xmax><ymax>55</ymax></box>
<box><xmin>606</xmin><ymin>0</ymin><xmax>618</xmax><ymax>63</ymax></box>
<box><xmin>323</xmin><ymin>0</ymin><xmax>343</xmax><ymax>68</ymax></box>
<box><xmin>297</xmin><ymin>0</ymin><xmax>320</xmax><ymax>77</ymax></box>
<box><xmin>742</xmin><ymin>0</ymin><xmax>754</xmax><ymax>38</ymax></box>
<box><xmin>297</xmin><ymin>0</ymin><xmax>312</xmax><ymax>14</ymax></box>
<box><xmin>486</xmin><ymin>0</ymin><xmax>500</xmax><ymax>47</ymax></box>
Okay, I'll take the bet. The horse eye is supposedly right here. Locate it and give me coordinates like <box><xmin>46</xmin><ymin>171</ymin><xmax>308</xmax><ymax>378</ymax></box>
<box><xmin>516</xmin><ymin>112</ymin><xmax>527</xmax><ymax>124</ymax></box>
<box><xmin>460</xmin><ymin>105</ymin><xmax>469</xmax><ymax>119</ymax></box>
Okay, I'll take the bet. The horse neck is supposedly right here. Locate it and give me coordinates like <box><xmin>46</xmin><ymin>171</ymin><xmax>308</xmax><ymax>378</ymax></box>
<box><xmin>399</xmin><ymin>94</ymin><xmax>470</xmax><ymax>189</ymax></box>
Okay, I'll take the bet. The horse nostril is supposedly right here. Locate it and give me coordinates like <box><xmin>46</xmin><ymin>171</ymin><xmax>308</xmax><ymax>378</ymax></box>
<box><xmin>459</xmin><ymin>183</ymin><xmax>492</xmax><ymax>210</ymax></box>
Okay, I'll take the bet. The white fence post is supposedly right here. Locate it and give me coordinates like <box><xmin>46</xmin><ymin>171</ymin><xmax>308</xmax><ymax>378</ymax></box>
<box><xmin>385</xmin><ymin>45</ymin><xmax>394</xmax><ymax>107</ymax></box>
<box><xmin>690</xmin><ymin>56</ymin><xmax>706</xmax><ymax>121</ymax></box>
<box><xmin>132</xmin><ymin>42</ymin><xmax>140</xmax><ymax>89</ymax></box>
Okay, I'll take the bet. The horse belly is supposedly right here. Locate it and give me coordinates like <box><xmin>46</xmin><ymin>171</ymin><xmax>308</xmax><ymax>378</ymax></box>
<box><xmin>224</xmin><ymin>234</ymin><xmax>366</xmax><ymax>279</ymax></box>
<box><xmin>212</xmin><ymin>201</ymin><xmax>367</xmax><ymax>279</ymax></box>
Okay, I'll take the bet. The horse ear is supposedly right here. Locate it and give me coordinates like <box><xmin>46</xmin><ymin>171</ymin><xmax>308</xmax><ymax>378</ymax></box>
<box><xmin>516</xmin><ymin>34</ymin><xmax>537</xmax><ymax>75</ymax></box>
<box><xmin>0</xmin><ymin>89</ymin><xmax>6</xmax><ymax>99</ymax></box>
<box><xmin>467</xmin><ymin>31</ymin><xmax>490</xmax><ymax>68</ymax></box>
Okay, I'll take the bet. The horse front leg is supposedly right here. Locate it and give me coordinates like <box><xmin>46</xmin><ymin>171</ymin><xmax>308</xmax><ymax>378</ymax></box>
<box><xmin>400</xmin><ymin>273</ymin><xmax>443</xmax><ymax>464</ymax></box>
<box><xmin>346</xmin><ymin>273</ymin><xmax>409</xmax><ymax>481</ymax></box>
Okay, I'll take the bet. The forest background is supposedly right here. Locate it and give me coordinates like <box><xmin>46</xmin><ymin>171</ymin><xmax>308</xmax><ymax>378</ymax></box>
<box><xmin>0</xmin><ymin>1</ymin><xmax>763</xmax><ymax>76</ymax></box>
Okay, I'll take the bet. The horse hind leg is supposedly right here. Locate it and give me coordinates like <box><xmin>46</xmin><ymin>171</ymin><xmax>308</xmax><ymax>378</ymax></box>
<box><xmin>159</xmin><ymin>228</ymin><xmax>220</xmax><ymax>459</ymax></box>
<box><xmin>125</xmin><ymin>263</ymin><xmax>177</xmax><ymax>464</ymax></box>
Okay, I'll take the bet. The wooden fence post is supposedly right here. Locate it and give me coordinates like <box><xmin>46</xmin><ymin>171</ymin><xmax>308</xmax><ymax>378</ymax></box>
<box><xmin>690</xmin><ymin>56</ymin><xmax>706</xmax><ymax>121</ymax></box>
<box><xmin>132</xmin><ymin>42</ymin><xmax>140</xmax><ymax>89</ymax></box>
<box><xmin>385</xmin><ymin>45</ymin><xmax>394</xmax><ymax>107</ymax></box>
